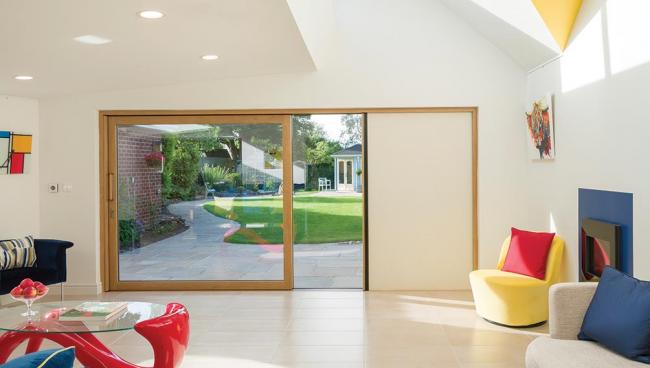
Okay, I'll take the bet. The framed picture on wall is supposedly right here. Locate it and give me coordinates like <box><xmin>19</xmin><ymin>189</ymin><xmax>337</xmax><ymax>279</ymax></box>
<box><xmin>525</xmin><ymin>94</ymin><xmax>555</xmax><ymax>160</ymax></box>
<box><xmin>0</xmin><ymin>131</ymin><xmax>33</xmax><ymax>174</ymax></box>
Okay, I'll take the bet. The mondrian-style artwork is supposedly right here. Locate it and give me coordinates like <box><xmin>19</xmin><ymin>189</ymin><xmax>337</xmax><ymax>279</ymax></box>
<box><xmin>0</xmin><ymin>131</ymin><xmax>32</xmax><ymax>175</ymax></box>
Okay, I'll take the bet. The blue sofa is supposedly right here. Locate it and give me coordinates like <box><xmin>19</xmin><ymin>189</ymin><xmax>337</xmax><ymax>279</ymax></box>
<box><xmin>0</xmin><ymin>239</ymin><xmax>73</xmax><ymax>295</ymax></box>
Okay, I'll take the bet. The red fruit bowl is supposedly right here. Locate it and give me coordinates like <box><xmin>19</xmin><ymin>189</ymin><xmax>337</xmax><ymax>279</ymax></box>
<box><xmin>10</xmin><ymin>280</ymin><xmax>49</xmax><ymax>318</ymax></box>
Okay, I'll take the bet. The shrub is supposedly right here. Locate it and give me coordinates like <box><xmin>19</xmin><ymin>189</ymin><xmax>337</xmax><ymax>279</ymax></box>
<box><xmin>227</xmin><ymin>172</ymin><xmax>242</xmax><ymax>187</ymax></box>
<box><xmin>119</xmin><ymin>219</ymin><xmax>140</xmax><ymax>249</ymax></box>
<box><xmin>203</xmin><ymin>165</ymin><xmax>231</xmax><ymax>189</ymax></box>
<box><xmin>161</xmin><ymin>135</ymin><xmax>202</xmax><ymax>200</ymax></box>
<box><xmin>161</xmin><ymin>128</ymin><xmax>226</xmax><ymax>200</ymax></box>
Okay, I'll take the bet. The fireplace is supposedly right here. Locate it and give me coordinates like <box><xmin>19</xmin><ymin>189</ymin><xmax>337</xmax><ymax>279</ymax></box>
<box><xmin>580</xmin><ymin>218</ymin><xmax>621</xmax><ymax>281</ymax></box>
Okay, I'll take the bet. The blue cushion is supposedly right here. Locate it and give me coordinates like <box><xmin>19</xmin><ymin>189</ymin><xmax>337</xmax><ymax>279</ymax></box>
<box><xmin>0</xmin><ymin>347</ymin><xmax>75</xmax><ymax>368</ymax></box>
<box><xmin>578</xmin><ymin>267</ymin><xmax>650</xmax><ymax>363</ymax></box>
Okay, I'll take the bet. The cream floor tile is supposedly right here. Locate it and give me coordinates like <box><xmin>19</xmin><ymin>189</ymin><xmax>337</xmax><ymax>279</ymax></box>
<box><xmin>191</xmin><ymin>318</ymin><xmax>291</xmax><ymax>332</ymax></box>
<box><xmin>281</xmin><ymin>363</ymin><xmax>363</xmax><ymax>368</ymax></box>
<box><xmin>272</xmin><ymin>346</ymin><xmax>364</xmax><ymax>364</ymax></box>
<box><xmin>288</xmin><ymin>318</ymin><xmax>365</xmax><ymax>331</ymax></box>
<box><xmin>291</xmin><ymin>307</ymin><xmax>365</xmax><ymax>319</ymax></box>
<box><xmin>443</xmin><ymin>325</ymin><xmax>536</xmax><ymax>347</ymax></box>
<box><xmin>282</xmin><ymin>331</ymin><xmax>365</xmax><ymax>346</ymax></box>
<box><xmin>365</xmin><ymin>345</ymin><xmax>461</xmax><ymax>368</ymax></box>
<box><xmin>452</xmin><ymin>345</ymin><xmax>525</xmax><ymax>366</ymax></box>
<box><xmin>292</xmin><ymin>298</ymin><xmax>365</xmax><ymax>309</ymax></box>
<box><xmin>190</xmin><ymin>330</ymin><xmax>286</xmax><ymax>346</ymax></box>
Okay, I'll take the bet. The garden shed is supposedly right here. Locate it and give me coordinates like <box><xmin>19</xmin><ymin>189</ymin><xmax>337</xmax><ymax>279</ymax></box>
<box><xmin>330</xmin><ymin>144</ymin><xmax>362</xmax><ymax>192</ymax></box>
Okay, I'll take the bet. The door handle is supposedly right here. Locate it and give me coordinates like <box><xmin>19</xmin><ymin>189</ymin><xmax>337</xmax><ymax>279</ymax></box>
<box><xmin>108</xmin><ymin>173</ymin><xmax>114</xmax><ymax>202</ymax></box>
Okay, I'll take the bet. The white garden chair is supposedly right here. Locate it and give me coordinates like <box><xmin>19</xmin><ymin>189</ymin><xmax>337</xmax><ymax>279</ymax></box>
<box><xmin>318</xmin><ymin>177</ymin><xmax>331</xmax><ymax>191</ymax></box>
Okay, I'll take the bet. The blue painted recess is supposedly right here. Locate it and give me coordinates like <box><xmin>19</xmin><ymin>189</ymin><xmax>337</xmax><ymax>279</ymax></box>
<box><xmin>578</xmin><ymin>188</ymin><xmax>633</xmax><ymax>276</ymax></box>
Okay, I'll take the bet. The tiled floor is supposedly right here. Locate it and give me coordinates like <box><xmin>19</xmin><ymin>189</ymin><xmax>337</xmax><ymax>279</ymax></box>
<box><xmin>6</xmin><ymin>290</ymin><xmax>546</xmax><ymax>367</ymax></box>
<box><xmin>119</xmin><ymin>199</ymin><xmax>362</xmax><ymax>288</ymax></box>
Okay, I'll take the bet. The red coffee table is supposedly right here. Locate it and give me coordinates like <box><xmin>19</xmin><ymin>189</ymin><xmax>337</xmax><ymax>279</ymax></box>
<box><xmin>0</xmin><ymin>301</ymin><xmax>189</xmax><ymax>368</ymax></box>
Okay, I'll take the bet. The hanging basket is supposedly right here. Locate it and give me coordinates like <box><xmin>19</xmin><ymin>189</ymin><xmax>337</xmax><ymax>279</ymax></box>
<box><xmin>144</xmin><ymin>152</ymin><xmax>165</xmax><ymax>169</ymax></box>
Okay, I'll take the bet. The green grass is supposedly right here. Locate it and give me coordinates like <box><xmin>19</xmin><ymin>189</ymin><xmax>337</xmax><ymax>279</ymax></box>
<box><xmin>203</xmin><ymin>195</ymin><xmax>362</xmax><ymax>244</ymax></box>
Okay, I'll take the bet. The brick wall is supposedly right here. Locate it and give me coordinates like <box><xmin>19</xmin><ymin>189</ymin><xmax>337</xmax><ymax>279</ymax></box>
<box><xmin>117</xmin><ymin>129</ymin><xmax>163</xmax><ymax>229</ymax></box>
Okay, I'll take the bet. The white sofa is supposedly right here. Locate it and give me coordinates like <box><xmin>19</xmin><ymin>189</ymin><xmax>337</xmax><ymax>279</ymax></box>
<box><xmin>526</xmin><ymin>282</ymin><xmax>645</xmax><ymax>367</ymax></box>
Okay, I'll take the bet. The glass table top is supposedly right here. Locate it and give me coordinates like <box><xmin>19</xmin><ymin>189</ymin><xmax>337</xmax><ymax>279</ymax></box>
<box><xmin>0</xmin><ymin>301</ymin><xmax>166</xmax><ymax>334</ymax></box>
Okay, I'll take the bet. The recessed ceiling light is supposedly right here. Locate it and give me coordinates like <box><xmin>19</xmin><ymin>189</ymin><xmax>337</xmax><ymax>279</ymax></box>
<box><xmin>14</xmin><ymin>75</ymin><xmax>33</xmax><ymax>81</ymax></box>
<box><xmin>138</xmin><ymin>10</ymin><xmax>164</xmax><ymax>19</ymax></box>
<box><xmin>201</xmin><ymin>54</ymin><xmax>219</xmax><ymax>61</ymax></box>
<box><xmin>74</xmin><ymin>35</ymin><xmax>112</xmax><ymax>45</ymax></box>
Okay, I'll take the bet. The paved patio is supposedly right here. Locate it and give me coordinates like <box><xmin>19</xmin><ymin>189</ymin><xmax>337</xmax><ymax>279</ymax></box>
<box><xmin>119</xmin><ymin>199</ymin><xmax>362</xmax><ymax>288</ymax></box>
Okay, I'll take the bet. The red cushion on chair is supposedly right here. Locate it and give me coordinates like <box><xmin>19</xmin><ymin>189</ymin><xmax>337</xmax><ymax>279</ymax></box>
<box><xmin>501</xmin><ymin>228</ymin><xmax>555</xmax><ymax>280</ymax></box>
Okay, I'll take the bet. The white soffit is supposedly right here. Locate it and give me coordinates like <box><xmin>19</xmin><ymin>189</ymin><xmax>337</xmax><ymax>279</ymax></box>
<box><xmin>0</xmin><ymin>0</ymin><xmax>315</xmax><ymax>97</ymax></box>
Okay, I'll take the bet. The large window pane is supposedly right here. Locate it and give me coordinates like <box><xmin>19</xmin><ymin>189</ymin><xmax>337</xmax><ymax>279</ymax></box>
<box><xmin>116</xmin><ymin>123</ymin><xmax>284</xmax><ymax>281</ymax></box>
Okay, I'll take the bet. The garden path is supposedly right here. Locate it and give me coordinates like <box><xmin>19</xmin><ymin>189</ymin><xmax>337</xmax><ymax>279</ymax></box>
<box><xmin>119</xmin><ymin>199</ymin><xmax>362</xmax><ymax>288</ymax></box>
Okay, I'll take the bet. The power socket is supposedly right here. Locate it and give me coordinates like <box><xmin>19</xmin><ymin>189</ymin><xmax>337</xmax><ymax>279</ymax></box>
<box><xmin>48</xmin><ymin>183</ymin><xmax>59</xmax><ymax>193</ymax></box>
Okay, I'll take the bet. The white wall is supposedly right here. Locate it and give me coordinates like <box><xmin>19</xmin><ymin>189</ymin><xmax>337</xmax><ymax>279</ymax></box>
<box><xmin>38</xmin><ymin>0</ymin><xmax>528</xmax><ymax>291</ymax></box>
<box><xmin>0</xmin><ymin>95</ymin><xmax>39</xmax><ymax>239</ymax></box>
<box><xmin>525</xmin><ymin>0</ymin><xmax>650</xmax><ymax>281</ymax></box>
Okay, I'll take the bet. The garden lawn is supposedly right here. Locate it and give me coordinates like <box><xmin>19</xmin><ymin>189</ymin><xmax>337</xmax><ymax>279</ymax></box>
<box><xmin>203</xmin><ymin>194</ymin><xmax>362</xmax><ymax>244</ymax></box>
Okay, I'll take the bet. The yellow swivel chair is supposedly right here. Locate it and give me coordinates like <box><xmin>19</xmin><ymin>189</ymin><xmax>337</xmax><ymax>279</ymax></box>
<box><xmin>469</xmin><ymin>235</ymin><xmax>565</xmax><ymax>327</ymax></box>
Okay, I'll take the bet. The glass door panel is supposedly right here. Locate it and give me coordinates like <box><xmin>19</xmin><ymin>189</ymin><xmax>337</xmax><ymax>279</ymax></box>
<box><xmin>291</xmin><ymin>114</ymin><xmax>364</xmax><ymax>288</ymax></box>
<box><xmin>107</xmin><ymin>115</ymin><xmax>292</xmax><ymax>290</ymax></box>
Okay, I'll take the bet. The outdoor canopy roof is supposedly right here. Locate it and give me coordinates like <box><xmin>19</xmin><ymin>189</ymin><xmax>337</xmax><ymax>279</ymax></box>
<box><xmin>331</xmin><ymin>144</ymin><xmax>362</xmax><ymax>157</ymax></box>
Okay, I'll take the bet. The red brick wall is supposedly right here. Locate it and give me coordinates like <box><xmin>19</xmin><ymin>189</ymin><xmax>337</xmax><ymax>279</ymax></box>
<box><xmin>117</xmin><ymin>129</ymin><xmax>163</xmax><ymax>228</ymax></box>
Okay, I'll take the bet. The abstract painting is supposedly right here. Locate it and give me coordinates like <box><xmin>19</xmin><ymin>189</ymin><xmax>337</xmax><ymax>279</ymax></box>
<box><xmin>525</xmin><ymin>95</ymin><xmax>555</xmax><ymax>160</ymax></box>
<box><xmin>0</xmin><ymin>131</ymin><xmax>32</xmax><ymax>175</ymax></box>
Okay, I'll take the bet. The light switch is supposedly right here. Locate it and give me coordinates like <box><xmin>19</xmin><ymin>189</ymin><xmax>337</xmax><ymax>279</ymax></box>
<box><xmin>62</xmin><ymin>184</ymin><xmax>73</xmax><ymax>192</ymax></box>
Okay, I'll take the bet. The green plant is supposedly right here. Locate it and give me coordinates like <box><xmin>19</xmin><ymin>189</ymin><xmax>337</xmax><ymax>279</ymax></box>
<box><xmin>264</xmin><ymin>177</ymin><xmax>276</xmax><ymax>191</ymax></box>
<box><xmin>161</xmin><ymin>128</ymin><xmax>225</xmax><ymax>200</ymax></box>
<box><xmin>202</xmin><ymin>165</ymin><xmax>231</xmax><ymax>188</ymax></box>
<box><xmin>119</xmin><ymin>219</ymin><xmax>140</xmax><ymax>248</ymax></box>
<box><xmin>356</xmin><ymin>168</ymin><xmax>362</xmax><ymax>176</ymax></box>
<box><xmin>227</xmin><ymin>172</ymin><xmax>242</xmax><ymax>188</ymax></box>
<box><xmin>117</xmin><ymin>178</ymin><xmax>136</xmax><ymax>220</ymax></box>
<box><xmin>152</xmin><ymin>221</ymin><xmax>175</xmax><ymax>235</ymax></box>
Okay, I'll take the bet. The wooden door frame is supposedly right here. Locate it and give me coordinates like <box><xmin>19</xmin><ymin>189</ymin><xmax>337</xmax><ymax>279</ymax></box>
<box><xmin>101</xmin><ymin>114</ymin><xmax>293</xmax><ymax>291</ymax></box>
<box><xmin>99</xmin><ymin>107</ymin><xmax>478</xmax><ymax>292</ymax></box>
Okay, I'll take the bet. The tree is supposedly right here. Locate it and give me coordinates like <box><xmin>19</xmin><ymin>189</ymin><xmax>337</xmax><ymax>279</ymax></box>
<box><xmin>162</xmin><ymin>126</ymin><xmax>226</xmax><ymax>200</ymax></box>
<box><xmin>292</xmin><ymin>115</ymin><xmax>327</xmax><ymax>163</ymax></box>
<box><xmin>291</xmin><ymin>115</ymin><xmax>342</xmax><ymax>190</ymax></box>
<box><xmin>307</xmin><ymin>140</ymin><xmax>340</xmax><ymax>165</ymax></box>
<box><xmin>340</xmin><ymin>114</ymin><xmax>362</xmax><ymax>147</ymax></box>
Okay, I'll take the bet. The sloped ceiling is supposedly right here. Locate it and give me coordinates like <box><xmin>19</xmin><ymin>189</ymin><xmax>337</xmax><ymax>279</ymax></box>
<box><xmin>441</xmin><ymin>0</ymin><xmax>563</xmax><ymax>71</ymax></box>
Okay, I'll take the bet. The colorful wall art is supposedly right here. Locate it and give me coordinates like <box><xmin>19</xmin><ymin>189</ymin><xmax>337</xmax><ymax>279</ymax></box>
<box><xmin>0</xmin><ymin>131</ymin><xmax>32</xmax><ymax>175</ymax></box>
<box><xmin>525</xmin><ymin>95</ymin><xmax>555</xmax><ymax>160</ymax></box>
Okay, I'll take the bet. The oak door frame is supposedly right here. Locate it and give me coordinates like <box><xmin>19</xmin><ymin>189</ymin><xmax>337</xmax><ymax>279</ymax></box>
<box><xmin>99</xmin><ymin>107</ymin><xmax>478</xmax><ymax>292</ymax></box>
<box><xmin>101</xmin><ymin>114</ymin><xmax>293</xmax><ymax>291</ymax></box>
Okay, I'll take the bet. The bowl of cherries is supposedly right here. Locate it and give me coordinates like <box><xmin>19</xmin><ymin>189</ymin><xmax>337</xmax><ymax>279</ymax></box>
<box><xmin>10</xmin><ymin>278</ymin><xmax>49</xmax><ymax>317</ymax></box>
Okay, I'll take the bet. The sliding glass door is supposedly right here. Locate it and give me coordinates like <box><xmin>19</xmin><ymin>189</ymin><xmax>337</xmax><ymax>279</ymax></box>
<box><xmin>291</xmin><ymin>114</ymin><xmax>364</xmax><ymax>288</ymax></box>
<box><xmin>106</xmin><ymin>115</ymin><xmax>292</xmax><ymax>290</ymax></box>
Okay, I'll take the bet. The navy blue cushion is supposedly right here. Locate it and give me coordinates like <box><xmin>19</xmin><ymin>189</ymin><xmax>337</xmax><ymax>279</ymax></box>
<box><xmin>1</xmin><ymin>347</ymin><xmax>75</xmax><ymax>367</ymax></box>
<box><xmin>578</xmin><ymin>267</ymin><xmax>650</xmax><ymax>363</ymax></box>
